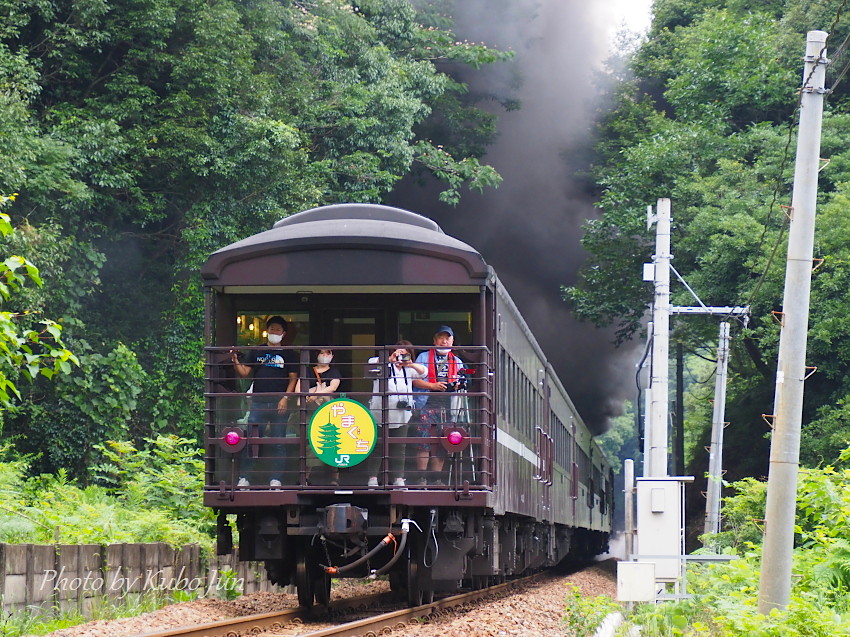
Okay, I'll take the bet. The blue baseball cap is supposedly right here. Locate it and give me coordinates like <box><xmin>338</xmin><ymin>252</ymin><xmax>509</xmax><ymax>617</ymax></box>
<box><xmin>434</xmin><ymin>325</ymin><xmax>454</xmax><ymax>337</ymax></box>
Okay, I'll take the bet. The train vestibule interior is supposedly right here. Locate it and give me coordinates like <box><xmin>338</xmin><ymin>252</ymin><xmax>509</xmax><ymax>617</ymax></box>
<box><xmin>206</xmin><ymin>293</ymin><xmax>492</xmax><ymax>489</ymax></box>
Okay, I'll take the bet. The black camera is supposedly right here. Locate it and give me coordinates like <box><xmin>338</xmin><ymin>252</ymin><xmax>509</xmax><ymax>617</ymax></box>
<box><xmin>446</xmin><ymin>372</ymin><xmax>469</xmax><ymax>392</ymax></box>
<box><xmin>396</xmin><ymin>400</ymin><xmax>411</xmax><ymax>410</ymax></box>
<box><xmin>398</xmin><ymin>354</ymin><xmax>411</xmax><ymax>362</ymax></box>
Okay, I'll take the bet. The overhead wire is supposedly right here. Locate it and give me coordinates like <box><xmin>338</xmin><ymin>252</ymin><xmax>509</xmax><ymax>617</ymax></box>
<box><xmin>640</xmin><ymin>2</ymin><xmax>849</xmax><ymax>443</ymax></box>
<box><xmin>826</xmin><ymin>26</ymin><xmax>850</xmax><ymax>93</ymax></box>
<box><xmin>739</xmin><ymin>0</ymin><xmax>848</xmax><ymax>316</ymax></box>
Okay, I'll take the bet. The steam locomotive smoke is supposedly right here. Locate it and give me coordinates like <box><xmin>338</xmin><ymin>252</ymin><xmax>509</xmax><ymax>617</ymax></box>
<box><xmin>395</xmin><ymin>0</ymin><xmax>639</xmax><ymax>434</ymax></box>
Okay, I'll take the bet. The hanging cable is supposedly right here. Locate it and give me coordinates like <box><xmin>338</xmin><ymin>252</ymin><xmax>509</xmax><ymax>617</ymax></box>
<box><xmin>740</xmin><ymin>2</ymin><xmax>848</xmax><ymax>311</ymax></box>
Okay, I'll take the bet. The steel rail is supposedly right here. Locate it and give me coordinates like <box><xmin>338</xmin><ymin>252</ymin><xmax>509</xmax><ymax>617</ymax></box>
<box><xmin>294</xmin><ymin>580</ymin><xmax>532</xmax><ymax>637</ymax></box>
<box><xmin>134</xmin><ymin>575</ymin><xmax>543</xmax><ymax>637</ymax></box>
<box><xmin>133</xmin><ymin>592</ymin><xmax>393</xmax><ymax>637</ymax></box>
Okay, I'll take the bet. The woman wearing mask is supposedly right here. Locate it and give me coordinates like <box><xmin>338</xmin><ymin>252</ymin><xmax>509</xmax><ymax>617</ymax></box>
<box><xmin>303</xmin><ymin>349</ymin><xmax>342</xmax><ymax>486</ymax></box>
<box><xmin>305</xmin><ymin>349</ymin><xmax>341</xmax><ymax>406</ymax></box>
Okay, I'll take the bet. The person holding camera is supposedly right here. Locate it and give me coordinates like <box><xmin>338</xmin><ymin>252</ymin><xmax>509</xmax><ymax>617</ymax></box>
<box><xmin>411</xmin><ymin>325</ymin><xmax>464</xmax><ymax>486</ymax></box>
<box><xmin>366</xmin><ymin>340</ymin><xmax>426</xmax><ymax>487</ymax></box>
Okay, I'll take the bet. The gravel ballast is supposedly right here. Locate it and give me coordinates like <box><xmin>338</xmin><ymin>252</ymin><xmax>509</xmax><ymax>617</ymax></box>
<box><xmin>35</xmin><ymin>560</ymin><xmax>617</xmax><ymax>637</ymax></box>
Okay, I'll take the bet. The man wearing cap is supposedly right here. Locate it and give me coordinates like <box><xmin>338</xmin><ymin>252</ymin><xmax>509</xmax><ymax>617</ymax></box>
<box><xmin>411</xmin><ymin>325</ymin><xmax>463</xmax><ymax>485</ymax></box>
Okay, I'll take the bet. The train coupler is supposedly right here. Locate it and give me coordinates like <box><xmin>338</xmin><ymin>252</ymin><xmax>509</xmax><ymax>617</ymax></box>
<box><xmin>318</xmin><ymin>503</ymin><xmax>368</xmax><ymax>536</ymax></box>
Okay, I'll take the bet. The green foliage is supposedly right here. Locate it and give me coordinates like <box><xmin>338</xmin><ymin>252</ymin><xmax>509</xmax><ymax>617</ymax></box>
<box><xmin>568</xmin><ymin>0</ymin><xmax>850</xmax><ymax>468</ymax></box>
<box><xmin>413</xmin><ymin>140</ymin><xmax>503</xmax><ymax>205</ymax></box>
<box><xmin>0</xmin><ymin>0</ymin><xmax>510</xmax><ymax>466</ymax></box>
<box><xmin>0</xmin><ymin>438</ymin><xmax>213</xmax><ymax>549</ymax></box>
<box><xmin>707</xmin><ymin>477</ymin><xmax>767</xmax><ymax>551</ymax></box>
<box><xmin>648</xmin><ymin>9</ymin><xmax>797</xmax><ymax>128</ymax></box>
<box><xmin>561</xmin><ymin>584</ymin><xmax>620</xmax><ymax>637</ymax></box>
<box><xmin>0</xmin><ymin>589</ymin><xmax>178</xmax><ymax>637</ymax></box>
<box><xmin>6</xmin><ymin>340</ymin><xmax>145</xmax><ymax>477</ymax></box>
<box><xmin>0</xmin><ymin>194</ymin><xmax>77</xmax><ymax>409</ymax></box>
<box><xmin>213</xmin><ymin>567</ymin><xmax>242</xmax><ymax>601</ymax></box>
<box><xmin>91</xmin><ymin>435</ymin><xmax>214</xmax><ymax>535</ymax></box>
<box><xmin>597</xmin><ymin>401</ymin><xmax>640</xmax><ymax>474</ymax></box>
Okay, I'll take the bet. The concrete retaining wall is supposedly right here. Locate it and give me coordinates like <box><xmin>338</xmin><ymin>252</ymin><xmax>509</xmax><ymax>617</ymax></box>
<box><xmin>0</xmin><ymin>543</ymin><xmax>275</xmax><ymax>616</ymax></box>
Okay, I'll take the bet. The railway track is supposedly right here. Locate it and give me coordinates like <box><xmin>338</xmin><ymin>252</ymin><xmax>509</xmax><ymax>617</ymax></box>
<box><xmin>137</xmin><ymin>576</ymin><xmax>540</xmax><ymax>637</ymax></box>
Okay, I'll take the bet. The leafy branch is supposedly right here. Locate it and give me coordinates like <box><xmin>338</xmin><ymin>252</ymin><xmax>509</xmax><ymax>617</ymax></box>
<box><xmin>0</xmin><ymin>194</ymin><xmax>78</xmax><ymax>407</ymax></box>
<box><xmin>413</xmin><ymin>140</ymin><xmax>502</xmax><ymax>205</ymax></box>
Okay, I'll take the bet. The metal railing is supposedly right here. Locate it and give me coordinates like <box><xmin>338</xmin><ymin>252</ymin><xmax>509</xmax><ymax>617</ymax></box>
<box><xmin>203</xmin><ymin>345</ymin><xmax>493</xmax><ymax>490</ymax></box>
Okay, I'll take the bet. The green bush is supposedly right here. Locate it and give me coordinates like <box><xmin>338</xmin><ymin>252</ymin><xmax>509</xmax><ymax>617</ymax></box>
<box><xmin>622</xmin><ymin>445</ymin><xmax>850</xmax><ymax>635</ymax></box>
<box><xmin>0</xmin><ymin>438</ymin><xmax>214</xmax><ymax>550</ymax></box>
<box><xmin>562</xmin><ymin>584</ymin><xmax>620</xmax><ymax>637</ymax></box>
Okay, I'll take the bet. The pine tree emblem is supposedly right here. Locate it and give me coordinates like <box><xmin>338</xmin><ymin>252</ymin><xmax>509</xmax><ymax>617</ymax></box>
<box><xmin>316</xmin><ymin>415</ymin><xmax>341</xmax><ymax>461</ymax></box>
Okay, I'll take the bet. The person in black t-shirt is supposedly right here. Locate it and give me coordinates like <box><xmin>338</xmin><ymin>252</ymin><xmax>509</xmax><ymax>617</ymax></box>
<box><xmin>304</xmin><ymin>349</ymin><xmax>341</xmax><ymax>407</ymax></box>
<box><xmin>302</xmin><ymin>349</ymin><xmax>342</xmax><ymax>485</ymax></box>
<box><xmin>231</xmin><ymin>316</ymin><xmax>298</xmax><ymax>487</ymax></box>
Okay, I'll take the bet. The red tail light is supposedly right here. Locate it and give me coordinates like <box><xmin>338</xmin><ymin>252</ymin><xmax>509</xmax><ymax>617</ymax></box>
<box><xmin>440</xmin><ymin>426</ymin><xmax>470</xmax><ymax>453</ymax></box>
<box><xmin>447</xmin><ymin>430</ymin><xmax>464</xmax><ymax>446</ymax></box>
<box><xmin>219</xmin><ymin>427</ymin><xmax>247</xmax><ymax>453</ymax></box>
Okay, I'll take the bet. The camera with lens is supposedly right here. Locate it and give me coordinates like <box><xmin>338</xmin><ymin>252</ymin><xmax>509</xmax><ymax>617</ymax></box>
<box><xmin>396</xmin><ymin>400</ymin><xmax>411</xmax><ymax>410</ymax></box>
<box><xmin>398</xmin><ymin>354</ymin><xmax>411</xmax><ymax>362</ymax></box>
<box><xmin>446</xmin><ymin>371</ymin><xmax>469</xmax><ymax>392</ymax></box>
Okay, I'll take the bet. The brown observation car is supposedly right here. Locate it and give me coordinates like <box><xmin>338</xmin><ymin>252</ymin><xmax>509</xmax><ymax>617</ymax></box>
<box><xmin>202</xmin><ymin>203</ymin><xmax>612</xmax><ymax>608</ymax></box>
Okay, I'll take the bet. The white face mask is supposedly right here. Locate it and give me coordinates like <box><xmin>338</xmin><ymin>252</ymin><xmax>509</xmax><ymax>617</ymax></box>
<box><xmin>267</xmin><ymin>333</ymin><xmax>283</xmax><ymax>345</ymax></box>
<box><xmin>317</xmin><ymin>354</ymin><xmax>333</xmax><ymax>364</ymax></box>
<box><xmin>436</xmin><ymin>348</ymin><xmax>450</xmax><ymax>355</ymax></box>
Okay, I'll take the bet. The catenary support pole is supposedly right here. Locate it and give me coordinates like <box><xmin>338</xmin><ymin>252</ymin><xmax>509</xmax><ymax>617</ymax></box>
<box><xmin>645</xmin><ymin>198</ymin><xmax>671</xmax><ymax>478</ymax></box>
<box><xmin>758</xmin><ymin>30</ymin><xmax>827</xmax><ymax>613</ymax></box>
<box><xmin>704</xmin><ymin>321</ymin><xmax>731</xmax><ymax>541</ymax></box>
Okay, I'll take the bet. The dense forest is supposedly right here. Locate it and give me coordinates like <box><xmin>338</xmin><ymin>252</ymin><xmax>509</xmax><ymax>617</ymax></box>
<box><xmin>6</xmin><ymin>0</ymin><xmax>850</xmax><ymax>633</ymax></box>
<box><xmin>571</xmin><ymin>0</ymin><xmax>850</xmax><ymax>484</ymax></box>
<box><xmin>3</xmin><ymin>0</ymin><xmax>850</xmax><ymax>489</ymax></box>
<box><xmin>0</xmin><ymin>0</ymin><xmax>511</xmax><ymax>476</ymax></box>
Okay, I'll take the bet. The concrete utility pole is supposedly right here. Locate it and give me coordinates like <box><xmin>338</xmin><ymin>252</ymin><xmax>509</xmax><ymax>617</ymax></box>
<box><xmin>704</xmin><ymin>321</ymin><xmax>731</xmax><ymax>539</ymax></box>
<box><xmin>645</xmin><ymin>198</ymin><xmax>671</xmax><ymax>478</ymax></box>
<box><xmin>758</xmin><ymin>30</ymin><xmax>827</xmax><ymax>614</ymax></box>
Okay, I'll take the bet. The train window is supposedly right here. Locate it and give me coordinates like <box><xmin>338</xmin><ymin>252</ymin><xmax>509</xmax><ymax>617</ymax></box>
<box><xmin>513</xmin><ymin>363</ymin><xmax>520</xmax><ymax>428</ymax></box>
<box><xmin>516</xmin><ymin>369</ymin><xmax>522</xmax><ymax>433</ymax></box>
<box><xmin>397</xmin><ymin>311</ymin><xmax>472</xmax><ymax>346</ymax></box>
<box><xmin>600</xmin><ymin>480</ymin><xmax>608</xmax><ymax>514</ymax></box>
<box><xmin>235</xmin><ymin>312</ymin><xmax>310</xmax><ymax>346</ymax></box>
<box><xmin>551</xmin><ymin>414</ymin><xmax>565</xmax><ymax>467</ymax></box>
<box><xmin>551</xmin><ymin>414</ymin><xmax>558</xmax><ymax>465</ymax></box>
<box><xmin>521</xmin><ymin>376</ymin><xmax>528</xmax><ymax>435</ymax></box>
<box><xmin>512</xmin><ymin>362</ymin><xmax>519</xmax><ymax>430</ymax></box>
<box><xmin>513</xmin><ymin>367</ymin><xmax>519</xmax><ymax>430</ymax></box>
<box><xmin>498</xmin><ymin>346</ymin><xmax>507</xmax><ymax>418</ymax></box>
<box><xmin>507</xmin><ymin>360</ymin><xmax>514</xmax><ymax>423</ymax></box>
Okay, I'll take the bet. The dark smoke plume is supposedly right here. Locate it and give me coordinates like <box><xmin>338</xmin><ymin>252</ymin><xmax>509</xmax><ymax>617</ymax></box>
<box><xmin>393</xmin><ymin>0</ymin><xmax>640</xmax><ymax>434</ymax></box>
